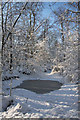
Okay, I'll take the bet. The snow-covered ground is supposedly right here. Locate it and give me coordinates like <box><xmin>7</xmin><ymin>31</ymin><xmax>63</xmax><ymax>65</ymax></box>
<box><xmin>0</xmin><ymin>70</ymin><xmax>79</xmax><ymax>118</ymax></box>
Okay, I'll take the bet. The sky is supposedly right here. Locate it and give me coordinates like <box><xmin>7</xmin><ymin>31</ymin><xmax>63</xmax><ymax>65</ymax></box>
<box><xmin>41</xmin><ymin>2</ymin><xmax>78</xmax><ymax>43</ymax></box>
<box><xmin>42</xmin><ymin>2</ymin><xmax>66</xmax><ymax>18</ymax></box>
<box><xmin>42</xmin><ymin>2</ymin><xmax>78</xmax><ymax>18</ymax></box>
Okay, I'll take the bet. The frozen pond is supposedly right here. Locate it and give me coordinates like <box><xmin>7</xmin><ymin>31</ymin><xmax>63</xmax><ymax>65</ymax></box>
<box><xmin>15</xmin><ymin>80</ymin><xmax>63</xmax><ymax>94</ymax></box>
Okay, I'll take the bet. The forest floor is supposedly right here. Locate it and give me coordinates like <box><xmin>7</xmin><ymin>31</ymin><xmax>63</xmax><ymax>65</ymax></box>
<box><xmin>0</xmin><ymin>70</ymin><xmax>79</xmax><ymax>118</ymax></box>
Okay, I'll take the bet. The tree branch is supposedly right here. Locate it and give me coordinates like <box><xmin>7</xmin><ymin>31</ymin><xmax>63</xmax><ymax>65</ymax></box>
<box><xmin>67</xmin><ymin>9</ymin><xmax>80</xmax><ymax>13</ymax></box>
<box><xmin>3</xmin><ymin>2</ymin><xmax>28</xmax><ymax>46</ymax></box>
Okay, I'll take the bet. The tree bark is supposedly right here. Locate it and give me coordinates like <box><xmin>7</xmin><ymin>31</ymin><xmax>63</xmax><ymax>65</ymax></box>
<box><xmin>9</xmin><ymin>3</ymin><xmax>13</xmax><ymax>71</ymax></box>
<box><xmin>61</xmin><ymin>18</ymin><xmax>64</xmax><ymax>44</ymax></box>
<box><xmin>1</xmin><ymin>3</ymin><xmax>4</xmax><ymax>67</ymax></box>
<box><xmin>33</xmin><ymin>12</ymin><xmax>35</xmax><ymax>31</ymax></box>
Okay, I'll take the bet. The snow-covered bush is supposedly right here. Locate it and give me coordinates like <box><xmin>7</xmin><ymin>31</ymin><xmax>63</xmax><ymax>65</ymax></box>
<box><xmin>54</xmin><ymin>31</ymin><xmax>78</xmax><ymax>83</ymax></box>
<box><xmin>33</xmin><ymin>38</ymin><xmax>53</xmax><ymax>72</ymax></box>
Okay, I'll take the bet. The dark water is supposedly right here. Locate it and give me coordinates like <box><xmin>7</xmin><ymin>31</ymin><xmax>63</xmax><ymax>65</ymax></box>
<box><xmin>15</xmin><ymin>80</ymin><xmax>63</xmax><ymax>94</ymax></box>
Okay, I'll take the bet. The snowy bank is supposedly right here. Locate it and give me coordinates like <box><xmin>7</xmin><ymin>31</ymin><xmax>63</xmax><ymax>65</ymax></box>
<box><xmin>1</xmin><ymin>71</ymin><xmax>79</xmax><ymax>118</ymax></box>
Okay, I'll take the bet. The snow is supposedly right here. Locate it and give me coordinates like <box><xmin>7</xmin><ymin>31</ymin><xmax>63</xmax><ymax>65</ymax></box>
<box><xmin>1</xmin><ymin>70</ymin><xmax>79</xmax><ymax>118</ymax></box>
<box><xmin>2</xmin><ymin>95</ymin><xmax>13</xmax><ymax>111</ymax></box>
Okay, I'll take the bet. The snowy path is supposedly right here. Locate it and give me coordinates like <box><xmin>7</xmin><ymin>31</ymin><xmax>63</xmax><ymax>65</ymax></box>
<box><xmin>1</xmin><ymin>72</ymin><xmax>79</xmax><ymax>118</ymax></box>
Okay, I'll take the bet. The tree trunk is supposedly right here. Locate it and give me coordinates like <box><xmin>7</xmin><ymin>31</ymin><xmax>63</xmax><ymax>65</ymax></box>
<box><xmin>33</xmin><ymin>12</ymin><xmax>35</xmax><ymax>31</ymax></box>
<box><xmin>44</xmin><ymin>28</ymin><xmax>46</xmax><ymax>38</ymax></box>
<box><xmin>1</xmin><ymin>3</ymin><xmax>4</xmax><ymax>66</ymax></box>
<box><xmin>9</xmin><ymin>3</ymin><xmax>13</xmax><ymax>71</ymax></box>
<box><xmin>10</xmin><ymin>33</ymin><xmax>13</xmax><ymax>71</ymax></box>
<box><xmin>29</xmin><ymin>11</ymin><xmax>32</xmax><ymax>37</ymax></box>
<box><xmin>61</xmin><ymin>18</ymin><xmax>64</xmax><ymax>44</ymax></box>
